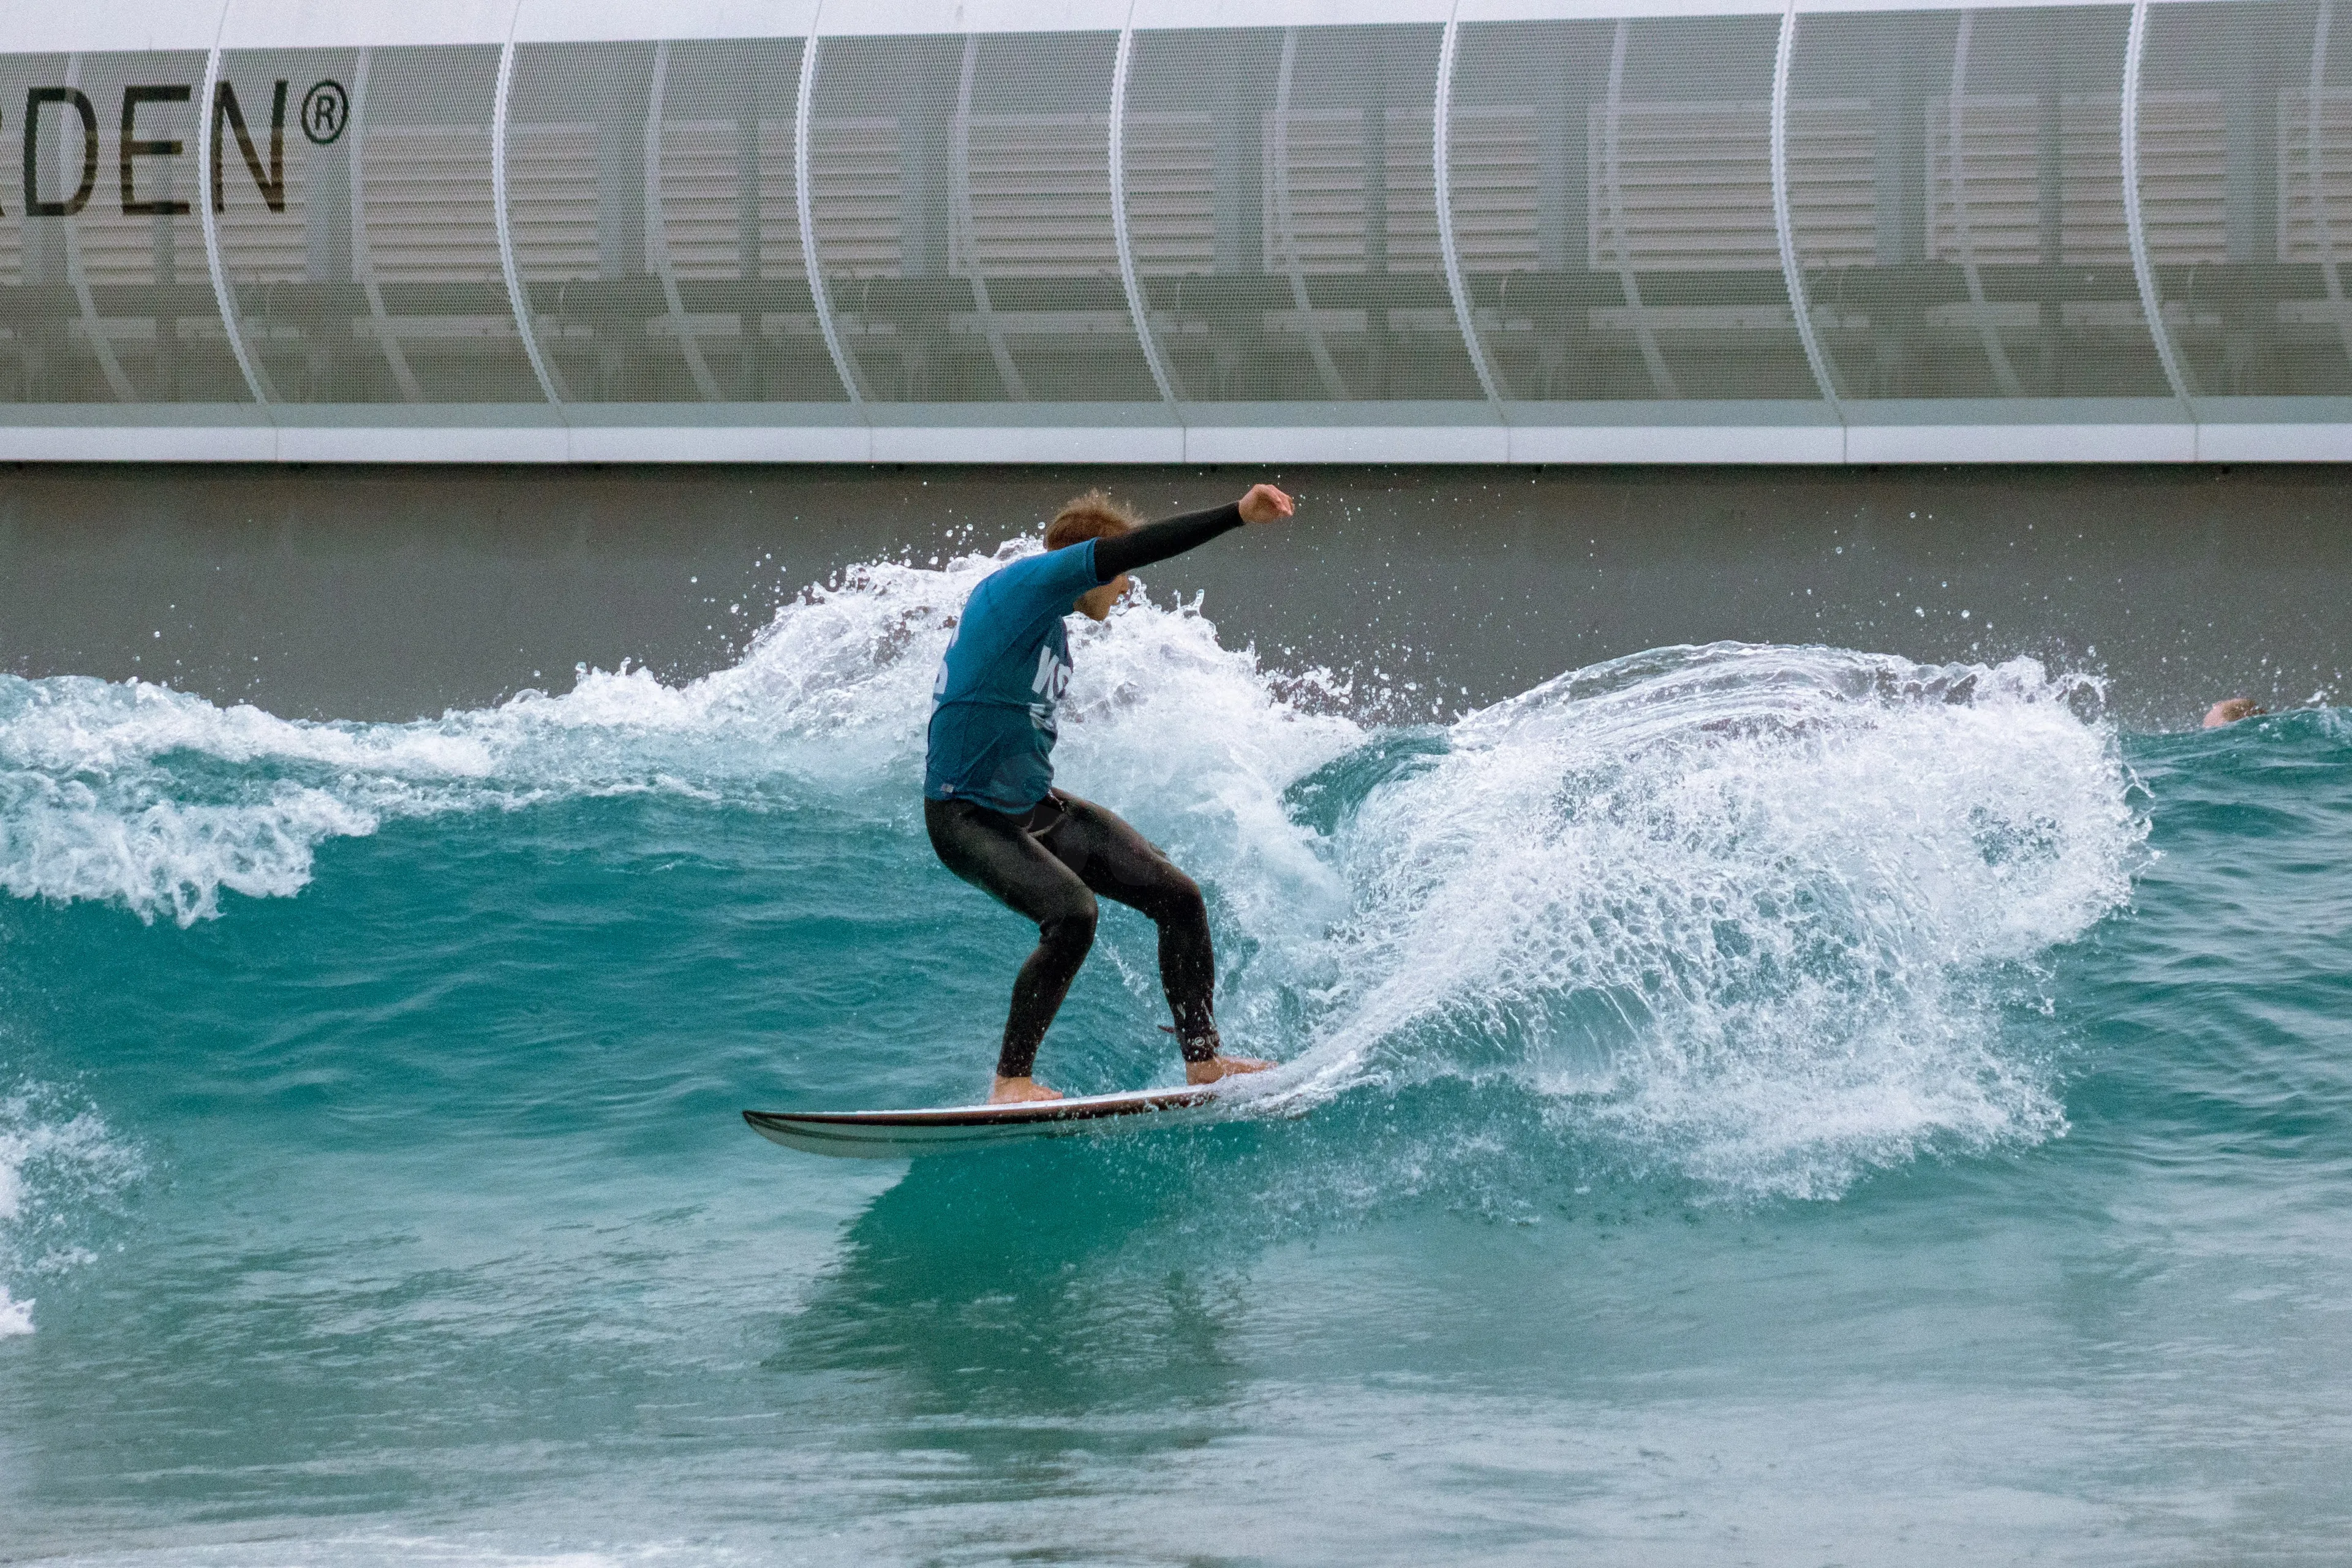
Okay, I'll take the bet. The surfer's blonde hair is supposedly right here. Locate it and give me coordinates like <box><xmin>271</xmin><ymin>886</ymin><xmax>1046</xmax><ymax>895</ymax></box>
<box><xmin>1045</xmin><ymin>489</ymin><xmax>1140</xmax><ymax>553</ymax></box>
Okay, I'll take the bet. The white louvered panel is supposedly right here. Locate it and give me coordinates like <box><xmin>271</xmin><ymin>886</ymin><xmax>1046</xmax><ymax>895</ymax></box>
<box><xmin>72</xmin><ymin>127</ymin><xmax>200</xmax><ymax>287</ymax></box>
<box><xmin>363</xmin><ymin>127</ymin><xmax>499</xmax><ymax>282</ymax></box>
<box><xmin>1265</xmin><ymin>111</ymin><xmax>1365</xmax><ymax>273</ymax></box>
<box><xmin>68</xmin><ymin>189</ymin><xmax>304</xmax><ymax>287</ymax></box>
<box><xmin>812</xmin><ymin>117</ymin><xmax>900</xmax><ymax>279</ymax></box>
<box><xmin>69</xmin><ymin>210</ymin><xmax>148</xmax><ymax>287</ymax></box>
<box><xmin>2138</xmin><ymin>92</ymin><xmax>2226</xmax><ymax>265</ymax></box>
<box><xmin>1587</xmin><ymin>102</ymin><xmax>1772</xmax><ymax>271</ymax></box>
<box><xmin>1128</xmin><ymin>112</ymin><xmax>1214</xmax><ymax>277</ymax></box>
<box><xmin>509</xmin><ymin>123</ymin><xmax>598</xmax><ymax>282</ymax></box>
<box><xmin>1384</xmin><ymin>108</ymin><xmax>1441</xmax><ymax>274</ymax></box>
<box><xmin>2057</xmin><ymin>97</ymin><xmax>2124</xmax><ymax>263</ymax></box>
<box><xmin>1926</xmin><ymin>94</ymin><xmax>2043</xmax><ymax>265</ymax></box>
<box><xmin>53</xmin><ymin>126</ymin><xmax>189</xmax><ymax>286</ymax></box>
<box><xmin>657</xmin><ymin>121</ymin><xmax>742</xmax><ymax>279</ymax></box>
<box><xmin>1585</xmin><ymin>101</ymin><xmax>1872</xmax><ymax>273</ymax></box>
<box><xmin>1787</xmin><ymin>102</ymin><xmax>1875</xmax><ymax>269</ymax></box>
<box><xmin>1261</xmin><ymin>108</ymin><xmax>1442</xmax><ymax>275</ymax></box>
<box><xmin>71</xmin><ymin>208</ymin><xmax>200</xmax><ymax>287</ymax></box>
<box><xmin>959</xmin><ymin>115</ymin><xmax>1117</xmax><ymax>277</ymax></box>
<box><xmin>2276</xmin><ymin>89</ymin><xmax>2352</xmax><ymax>263</ymax></box>
<box><xmin>759</xmin><ymin>121</ymin><xmax>804</xmax><ymax>279</ymax></box>
<box><xmin>2057</xmin><ymin>92</ymin><xmax>2223</xmax><ymax>266</ymax></box>
<box><xmin>219</xmin><ymin>160</ymin><xmax>308</xmax><ymax>284</ymax></box>
<box><xmin>0</xmin><ymin>213</ymin><xmax>21</xmax><ymax>287</ymax></box>
<box><xmin>655</xmin><ymin>119</ymin><xmax>805</xmax><ymax>282</ymax></box>
<box><xmin>1451</xmin><ymin>106</ymin><xmax>1537</xmax><ymax>274</ymax></box>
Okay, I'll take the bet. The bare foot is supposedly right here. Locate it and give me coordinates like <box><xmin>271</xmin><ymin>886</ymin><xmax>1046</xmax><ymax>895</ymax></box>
<box><xmin>1186</xmin><ymin>1054</ymin><xmax>1273</xmax><ymax>1085</ymax></box>
<box><xmin>989</xmin><ymin>1074</ymin><xmax>1063</xmax><ymax>1105</ymax></box>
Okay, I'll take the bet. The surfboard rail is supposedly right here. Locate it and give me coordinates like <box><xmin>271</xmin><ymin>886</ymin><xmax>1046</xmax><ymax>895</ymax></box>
<box><xmin>742</xmin><ymin>1085</ymin><xmax>1224</xmax><ymax>1158</ymax></box>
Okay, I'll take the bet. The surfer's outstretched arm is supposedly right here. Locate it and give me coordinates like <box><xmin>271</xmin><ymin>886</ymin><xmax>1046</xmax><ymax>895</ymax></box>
<box><xmin>1090</xmin><ymin>484</ymin><xmax>1294</xmax><ymax>581</ymax></box>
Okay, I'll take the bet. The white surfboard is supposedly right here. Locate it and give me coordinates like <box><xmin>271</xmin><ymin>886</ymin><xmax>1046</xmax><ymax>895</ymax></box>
<box><xmin>742</xmin><ymin>1084</ymin><xmax>1226</xmax><ymax>1158</ymax></box>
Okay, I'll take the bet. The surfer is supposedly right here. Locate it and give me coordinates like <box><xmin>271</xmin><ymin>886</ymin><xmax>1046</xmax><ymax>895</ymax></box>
<box><xmin>925</xmin><ymin>484</ymin><xmax>1295</xmax><ymax>1104</ymax></box>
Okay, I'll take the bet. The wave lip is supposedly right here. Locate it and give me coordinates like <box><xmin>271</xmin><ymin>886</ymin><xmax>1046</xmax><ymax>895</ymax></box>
<box><xmin>1281</xmin><ymin>643</ymin><xmax>2144</xmax><ymax>1200</ymax></box>
<box><xmin>0</xmin><ymin>540</ymin><xmax>1360</xmax><ymax>929</ymax></box>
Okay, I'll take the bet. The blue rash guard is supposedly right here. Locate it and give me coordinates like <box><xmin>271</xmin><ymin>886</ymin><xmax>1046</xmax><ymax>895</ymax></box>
<box><xmin>923</xmin><ymin>540</ymin><xmax>1104</xmax><ymax>814</ymax></box>
<box><xmin>923</xmin><ymin>503</ymin><xmax>1246</xmax><ymax>815</ymax></box>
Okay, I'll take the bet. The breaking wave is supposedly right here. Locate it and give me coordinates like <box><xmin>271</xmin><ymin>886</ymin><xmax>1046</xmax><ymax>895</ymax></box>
<box><xmin>0</xmin><ymin>542</ymin><xmax>2142</xmax><ymax>1200</ymax></box>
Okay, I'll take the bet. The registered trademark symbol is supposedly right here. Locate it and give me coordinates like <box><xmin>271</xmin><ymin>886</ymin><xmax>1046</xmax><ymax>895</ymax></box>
<box><xmin>301</xmin><ymin>80</ymin><xmax>349</xmax><ymax>145</ymax></box>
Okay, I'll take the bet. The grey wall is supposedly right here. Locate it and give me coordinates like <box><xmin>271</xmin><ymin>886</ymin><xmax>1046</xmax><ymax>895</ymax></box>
<box><xmin>1</xmin><ymin>463</ymin><xmax>2342</xmax><ymax>731</ymax></box>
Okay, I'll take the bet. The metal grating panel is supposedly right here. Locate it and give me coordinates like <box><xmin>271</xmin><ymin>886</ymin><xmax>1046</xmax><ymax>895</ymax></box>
<box><xmin>0</xmin><ymin>50</ymin><xmax>248</xmax><ymax>402</ymax></box>
<box><xmin>1124</xmin><ymin>25</ymin><xmax>1496</xmax><ymax>401</ymax></box>
<box><xmin>198</xmin><ymin>46</ymin><xmax>352</xmax><ymax>401</ymax></box>
<box><xmin>1126</xmin><ymin>110</ymin><xmax>1216</xmax><ymax>277</ymax></box>
<box><xmin>804</xmin><ymin>31</ymin><xmax>1163</xmax><ymax>403</ymax></box>
<box><xmin>2148</xmin><ymin>0</ymin><xmax>2352</xmax><ymax>398</ymax></box>
<box><xmin>1587</xmin><ymin>99</ymin><xmax>1875</xmax><ymax>273</ymax></box>
<box><xmin>1133</xmin><ymin>23</ymin><xmax>1486</xmax><ymax>402</ymax></box>
<box><xmin>649</xmin><ymin>39</ymin><xmax>839</xmax><ymax>402</ymax></box>
<box><xmin>1427</xmin><ymin>20</ymin><xmax>1599</xmax><ymax>402</ymax></box>
<box><xmin>0</xmin><ymin>55</ymin><xmax>62</xmax><ymax>399</ymax></box>
<box><xmin>2</xmin><ymin>6</ymin><xmax>2350</xmax><ymax>429</ymax></box>
<box><xmin>1267</xmin><ymin>24</ymin><xmax>1485</xmax><ymax>400</ymax></box>
<box><xmin>341</xmin><ymin>45</ymin><xmax>546</xmax><ymax>402</ymax></box>
<box><xmin>1121</xmin><ymin>26</ymin><xmax>1284</xmax><ymax>401</ymax></box>
<box><xmin>1791</xmin><ymin>6</ymin><xmax>2177</xmax><ymax>401</ymax></box>
<box><xmin>1576</xmin><ymin>15</ymin><xmax>1819</xmax><ymax>401</ymax></box>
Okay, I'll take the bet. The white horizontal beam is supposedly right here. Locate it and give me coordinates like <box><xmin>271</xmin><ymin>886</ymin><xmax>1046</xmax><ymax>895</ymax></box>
<box><xmin>1842</xmin><ymin>420</ymin><xmax>2196</xmax><ymax>464</ymax></box>
<box><xmin>2195</xmin><ymin>419</ymin><xmax>2352</xmax><ymax>462</ymax></box>
<box><xmin>9</xmin><ymin>407</ymin><xmax>2346</xmax><ymax>464</ymax></box>
<box><xmin>22</xmin><ymin>0</ymin><xmax>2233</xmax><ymax>51</ymax></box>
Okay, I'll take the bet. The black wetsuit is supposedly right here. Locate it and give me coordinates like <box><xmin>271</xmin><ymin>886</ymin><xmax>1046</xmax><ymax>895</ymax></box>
<box><xmin>923</xmin><ymin>503</ymin><xmax>1245</xmax><ymax>1079</ymax></box>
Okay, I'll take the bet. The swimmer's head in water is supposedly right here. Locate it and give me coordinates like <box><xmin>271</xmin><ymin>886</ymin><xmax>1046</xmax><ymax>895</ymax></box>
<box><xmin>2204</xmin><ymin>698</ymin><xmax>2267</xmax><ymax>728</ymax></box>
<box><xmin>1048</xmin><ymin>489</ymin><xmax>1140</xmax><ymax>622</ymax></box>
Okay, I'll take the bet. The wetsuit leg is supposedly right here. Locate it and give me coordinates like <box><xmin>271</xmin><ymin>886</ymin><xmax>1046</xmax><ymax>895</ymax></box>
<box><xmin>1030</xmin><ymin>791</ymin><xmax>1222</xmax><ymax>1063</ymax></box>
<box><xmin>924</xmin><ymin>798</ymin><xmax>1098</xmax><ymax>1079</ymax></box>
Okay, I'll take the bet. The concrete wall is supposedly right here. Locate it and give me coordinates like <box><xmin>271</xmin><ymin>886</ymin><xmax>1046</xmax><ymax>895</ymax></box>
<box><xmin>3</xmin><ymin>462</ymin><xmax>2341</xmax><ymax>730</ymax></box>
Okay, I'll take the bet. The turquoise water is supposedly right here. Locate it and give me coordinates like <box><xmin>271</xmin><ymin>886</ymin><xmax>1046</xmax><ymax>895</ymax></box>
<box><xmin>3</xmin><ymin>543</ymin><xmax>2348</xmax><ymax>1563</ymax></box>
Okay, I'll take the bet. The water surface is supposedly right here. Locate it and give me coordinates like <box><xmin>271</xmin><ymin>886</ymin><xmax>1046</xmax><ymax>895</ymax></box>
<box><xmin>2</xmin><ymin>543</ymin><xmax>2347</xmax><ymax>1563</ymax></box>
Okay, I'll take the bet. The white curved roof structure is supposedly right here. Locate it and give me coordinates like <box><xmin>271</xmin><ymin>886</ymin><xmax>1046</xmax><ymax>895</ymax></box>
<box><xmin>2</xmin><ymin>0</ymin><xmax>2347</xmax><ymax>461</ymax></box>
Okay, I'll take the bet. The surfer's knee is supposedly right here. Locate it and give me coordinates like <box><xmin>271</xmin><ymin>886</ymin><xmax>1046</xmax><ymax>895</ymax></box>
<box><xmin>1040</xmin><ymin>892</ymin><xmax>1098</xmax><ymax>956</ymax></box>
<box><xmin>1152</xmin><ymin>869</ymin><xmax>1207</xmax><ymax>931</ymax></box>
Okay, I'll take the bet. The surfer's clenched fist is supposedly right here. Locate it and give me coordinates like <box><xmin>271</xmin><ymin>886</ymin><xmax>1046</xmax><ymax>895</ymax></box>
<box><xmin>1238</xmin><ymin>483</ymin><xmax>1294</xmax><ymax>524</ymax></box>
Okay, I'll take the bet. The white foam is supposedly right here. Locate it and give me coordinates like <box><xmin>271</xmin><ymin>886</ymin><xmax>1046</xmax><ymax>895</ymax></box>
<box><xmin>1260</xmin><ymin>644</ymin><xmax>2141</xmax><ymax>1198</ymax></box>
<box><xmin>0</xmin><ymin>1113</ymin><xmax>26</xmax><ymax>1335</ymax></box>
<box><xmin>0</xmin><ymin>542</ymin><xmax>1354</xmax><ymax>927</ymax></box>
<box><xmin>0</xmin><ymin>1091</ymin><xmax>143</xmax><ymax>1336</ymax></box>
